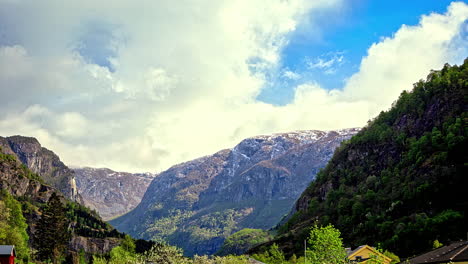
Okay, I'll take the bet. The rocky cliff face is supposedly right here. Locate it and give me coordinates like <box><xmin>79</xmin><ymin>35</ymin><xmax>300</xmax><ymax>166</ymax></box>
<box><xmin>111</xmin><ymin>128</ymin><xmax>359</xmax><ymax>256</ymax></box>
<box><xmin>74</xmin><ymin>167</ymin><xmax>156</xmax><ymax>220</ymax></box>
<box><xmin>70</xmin><ymin>236</ymin><xmax>121</xmax><ymax>255</ymax></box>
<box><xmin>0</xmin><ymin>136</ymin><xmax>80</xmax><ymax>202</ymax></box>
<box><xmin>0</xmin><ymin>148</ymin><xmax>56</xmax><ymax>203</ymax></box>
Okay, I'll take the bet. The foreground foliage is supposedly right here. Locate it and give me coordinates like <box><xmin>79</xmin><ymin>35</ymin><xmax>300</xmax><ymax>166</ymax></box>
<box><xmin>252</xmin><ymin>224</ymin><xmax>352</xmax><ymax>264</ymax></box>
<box><xmin>0</xmin><ymin>191</ymin><xmax>30</xmax><ymax>264</ymax></box>
<box><xmin>93</xmin><ymin>238</ymin><xmax>252</xmax><ymax>264</ymax></box>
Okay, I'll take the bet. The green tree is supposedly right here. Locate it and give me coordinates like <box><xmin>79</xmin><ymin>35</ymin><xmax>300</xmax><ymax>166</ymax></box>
<box><xmin>139</xmin><ymin>243</ymin><xmax>190</xmax><ymax>264</ymax></box>
<box><xmin>0</xmin><ymin>192</ymin><xmax>30</xmax><ymax>263</ymax></box>
<box><xmin>251</xmin><ymin>243</ymin><xmax>287</xmax><ymax>264</ymax></box>
<box><xmin>432</xmin><ymin>240</ymin><xmax>443</xmax><ymax>249</ymax></box>
<box><xmin>35</xmin><ymin>192</ymin><xmax>71</xmax><ymax>264</ymax></box>
<box><xmin>306</xmin><ymin>224</ymin><xmax>347</xmax><ymax>264</ymax></box>
<box><xmin>120</xmin><ymin>234</ymin><xmax>136</xmax><ymax>254</ymax></box>
<box><xmin>0</xmin><ymin>201</ymin><xmax>8</xmax><ymax>241</ymax></box>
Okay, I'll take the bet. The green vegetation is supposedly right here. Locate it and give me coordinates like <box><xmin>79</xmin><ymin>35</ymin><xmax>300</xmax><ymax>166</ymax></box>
<box><xmin>251</xmin><ymin>224</ymin><xmax>349</xmax><ymax>264</ymax></box>
<box><xmin>143</xmin><ymin>206</ymin><xmax>257</xmax><ymax>256</ymax></box>
<box><xmin>66</xmin><ymin>202</ymin><xmax>123</xmax><ymax>239</ymax></box>
<box><xmin>217</xmin><ymin>228</ymin><xmax>272</xmax><ymax>256</ymax></box>
<box><xmin>278</xmin><ymin>60</ymin><xmax>468</xmax><ymax>257</ymax></box>
<box><xmin>93</xmin><ymin>237</ymin><xmax>252</xmax><ymax>264</ymax></box>
<box><xmin>306</xmin><ymin>224</ymin><xmax>347</xmax><ymax>264</ymax></box>
<box><xmin>0</xmin><ymin>148</ymin><xmax>125</xmax><ymax>263</ymax></box>
<box><xmin>35</xmin><ymin>192</ymin><xmax>71</xmax><ymax>263</ymax></box>
<box><xmin>0</xmin><ymin>191</ymin><xmax>30</xmax><ymax>264</ymax></box>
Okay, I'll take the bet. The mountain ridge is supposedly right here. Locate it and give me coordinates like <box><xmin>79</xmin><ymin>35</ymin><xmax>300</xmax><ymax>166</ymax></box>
<box><xmin>73</xmin><ymin>167</ymin><xmax>156</xmax><ymax>220</ymax></box>
<box><xmin>111</xmin><ymin>128</ymin><xmax>359</xmax><ymax>256</ymax></box>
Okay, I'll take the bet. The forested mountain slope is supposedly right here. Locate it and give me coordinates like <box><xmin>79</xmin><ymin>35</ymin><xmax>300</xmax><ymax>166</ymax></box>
<box><xmin>261</xmin><ymin>60</ymin><xmax>467</xmax><ymax>258</ymax></box>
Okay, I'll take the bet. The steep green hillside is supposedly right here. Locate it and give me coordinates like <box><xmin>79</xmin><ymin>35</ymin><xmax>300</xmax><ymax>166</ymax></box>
<box><xmin>0</xmin><ymin>146</ymin><xmax>123</xmax><ymax>262</ymax></box>
<box><xmin>264</xmin><ymin>60</ymin><xmax>468</xmax><ymax>258</ymax></box>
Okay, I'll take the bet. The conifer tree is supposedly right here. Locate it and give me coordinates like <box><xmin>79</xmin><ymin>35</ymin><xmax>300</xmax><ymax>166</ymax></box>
<box><xmin>35</xmin><ymin>192</ymin><xmax>71</xmax><ymax>263</ymax></box>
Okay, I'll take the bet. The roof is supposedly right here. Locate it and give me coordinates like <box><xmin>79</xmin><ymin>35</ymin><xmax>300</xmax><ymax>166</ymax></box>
<box><xmin>347</xmin><ymin>245</ymin><xmax>366</xmax><ymax>257</ymax></box>
<box><xmin>0</xmin><ymin>245</ymin><xmax>15</xmax><ymax>256</ymax></box>
<box><xmin>347</xmin><ymin>245</ymin><xmax>392</xmax><ymax>263</ymax></box>
<box><xmin>406</xmin><ymin>241</ymin><xmax>468</xmax><ymax>264</ymax></box>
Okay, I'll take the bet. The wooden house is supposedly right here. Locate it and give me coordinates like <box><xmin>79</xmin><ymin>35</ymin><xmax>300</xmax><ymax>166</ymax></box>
<box><xmin>347</xmin><ymin>245</ymin><xmax>392</xmax><ymax>264</ymax></box>
<box><xmin>0</xmin><ymin>245</ymin><xmax>15</xmax><ymax>264</ymax></box>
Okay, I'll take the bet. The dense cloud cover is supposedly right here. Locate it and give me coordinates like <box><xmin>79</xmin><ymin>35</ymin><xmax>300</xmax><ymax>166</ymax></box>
<box><xmin>0</xmin><ymin>0</ymin><xmax>466</xmax><ymax>172</ymax></box>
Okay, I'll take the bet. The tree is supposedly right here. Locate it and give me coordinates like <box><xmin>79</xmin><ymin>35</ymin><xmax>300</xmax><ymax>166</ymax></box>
<box><xmin>139</xmin><ymin>243</ymin><xmax>190</xmax><ymax>264</ymax></box>
<box><xmin>0</xmin><ymin>192</ymin><xmax>30</xmax><ymax>264</ymax></box>
<box><xmin>251</xmin><ymin>243</ymin><xmax>287</xmax><ymax>264</ymax></box>
<box><xmin>35</xmin><ymin>193</ymin><xmax>71</xmax><ymax>263</ymax></box>
<box><xmin>306</xmin><ymin>224</ymin><xmax>347</xmax><ymax>264</ymax></box>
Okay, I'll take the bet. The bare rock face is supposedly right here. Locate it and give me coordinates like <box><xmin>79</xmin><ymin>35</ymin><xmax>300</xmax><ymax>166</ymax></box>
<box><xmin>70</xmin><ymin>236</ymin><xmax>121</xmax><ymax>255</ymax></box>
<box><xmin>0</xmin><ymin>136</ymin><xmax>80</xmax><ymax>202</ymax></box>
<box><xmin>0</xmin><ymin>149</ymin><xmax>56</xmax><ymax>203</ymax></box>
<box><xmin>73</xmin><ymin>167</ymin><xmax>156</xmax><ymax>220</ymax></box>
<box><xmin>111</xmin><ymin>128</ymin><xmax>359</xmax><ymax>256</ymax></box>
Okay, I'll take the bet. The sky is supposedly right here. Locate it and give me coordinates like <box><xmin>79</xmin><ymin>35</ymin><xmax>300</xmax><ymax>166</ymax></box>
<box><xmin>0</xmin><ymin>0</ymin><xmax>467</xmax><ymax>173</ymax></box>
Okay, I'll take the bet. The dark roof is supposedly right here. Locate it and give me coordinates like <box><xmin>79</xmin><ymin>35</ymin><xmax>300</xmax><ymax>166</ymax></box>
<box><xmin>406</xmin><ymin>241</ymin><xmax>468</xmax><ymax>264</ymax></box>
<box><xmin>0</xmin><ymin>245</ymin><xmax>15</xmax><ymax>256</ymax></box>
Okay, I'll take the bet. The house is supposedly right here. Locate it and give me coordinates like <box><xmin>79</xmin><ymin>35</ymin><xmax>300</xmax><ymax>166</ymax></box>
<box><xmin>347</xmin><ymin>245</ymin><xmax>392</xmax><ymax>264</ymax></box>
<box><xmin>404</xmin><ymin>241</ymin><xmax>468</xmax><ymax>264</ymax></box>
<box><xmin>0</xmin><ymin>245</ymin><xmax>15</xmax><ymax>264</ymax></box>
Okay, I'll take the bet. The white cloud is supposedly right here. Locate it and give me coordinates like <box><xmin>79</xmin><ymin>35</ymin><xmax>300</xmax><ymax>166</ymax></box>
<box><xmin>0</xmin><ymin>1</ymin><xmax>466</xmax><ymax>173</ymax></box>
<box><xmin>307</xmin><ymin>51</ymin><xmax>345</xmax><ymax>74</ymax></box>
<box><xmin>283</xmin><ymin>70</ymin><xmax>301</xmax><ymax>80</ymax></box>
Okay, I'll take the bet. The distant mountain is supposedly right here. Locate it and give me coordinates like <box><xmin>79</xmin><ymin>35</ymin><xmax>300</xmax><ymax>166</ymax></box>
<box><xmin>257</xmin><ymin>60</ymin><xmax>468</xmax><ymax>258</ymax></box>
<box><xmin>0</xmin><ymin>136</ymin><xmax>81</xmax><ymax>202</ymax></box>
<box><xmin>111</xmin><ymin>128</ymin><xmax>359</xmax><ymax>256</ymax></box>
<box><xmin>73</xmin><ymin>167</ymin><xmax>156</xmax><ymax>220</ymax></box>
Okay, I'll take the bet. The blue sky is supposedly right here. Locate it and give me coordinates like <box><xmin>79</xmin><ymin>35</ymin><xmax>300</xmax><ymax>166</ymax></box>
<box><xmin>258</xmin><ymin>0</ymin><xmax>460</xmax><ymax>105</ymax></box>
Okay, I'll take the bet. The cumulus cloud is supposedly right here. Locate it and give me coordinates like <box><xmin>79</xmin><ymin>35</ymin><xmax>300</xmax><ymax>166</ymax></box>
<box><xmin>0</xmin><ymin>1</ymin><xmax>466</xmax><ymax>172</ymax></box>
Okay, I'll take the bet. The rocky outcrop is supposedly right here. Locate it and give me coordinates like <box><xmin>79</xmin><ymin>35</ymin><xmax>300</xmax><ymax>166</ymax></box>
<box><xmin>0</xmin><ymin>149</ymin><xmax>56</xmax><ymax>203</ymax></box>
<box><xmin>74</xmin><ymin>167</ymin><xmax>156</xmax><ymax>220</ymax></box>
<box><xmin>0</xmin><ymin>145</ymin><xmax>123</xmax><ymax>256</ymax></box>
<box><xmin>70</xmin><ymin>236</ymin><xmax>121</xmax><ymax>255</ymax></box>
<box><xmin>0</xmin><ymin>136</ymin><xmax>80</xmax><ymax>202</ymax></box>
<box><xmin>111</xmin><ymin>129</ymin><xmax>359</xmax><ymax>256</ymax></box>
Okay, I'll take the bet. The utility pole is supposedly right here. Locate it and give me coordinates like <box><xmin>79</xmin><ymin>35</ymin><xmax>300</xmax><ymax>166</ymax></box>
<box><xmin>304</xmin><ymin>239</ymin><xmax>307</xmax><ymax>264</ymax></box>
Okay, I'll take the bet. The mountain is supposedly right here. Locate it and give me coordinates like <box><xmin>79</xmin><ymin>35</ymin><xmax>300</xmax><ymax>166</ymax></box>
<box><xmin>258</xmin><ymin>60</ymin><xmax>468</xmax><ymax>258</ymax></box>
<box><xmin>73</xmin><ymin>167</ymin><xmax>156</xmax><ymax>220</ymax></box>
<box><xmin>0</xmin><ymin>143</ymin><xmax>123</xmax><ymax>261</ymax></box>
<box><xmin>111</xmin><ymin>128</ymin><xmax>359</xmax><ymax>256</ymax></box>
<box><xmin>0</xmin><ymin>136</ymin><xmax>80</xmax><ymax>202</ymax></box>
